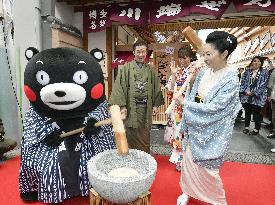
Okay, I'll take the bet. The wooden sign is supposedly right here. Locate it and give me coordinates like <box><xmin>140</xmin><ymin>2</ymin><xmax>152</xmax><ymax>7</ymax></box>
<box><xmin>155</xmin><ymin>52</ymin><xmax>170</xmax><ymax>86</ymax></box>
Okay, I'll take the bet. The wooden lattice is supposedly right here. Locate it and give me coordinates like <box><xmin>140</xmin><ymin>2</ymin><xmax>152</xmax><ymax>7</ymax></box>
<box><xmin>90</xmin><ymin>188</ymin><xmax>151</xmax><ymax>205</ymax></box>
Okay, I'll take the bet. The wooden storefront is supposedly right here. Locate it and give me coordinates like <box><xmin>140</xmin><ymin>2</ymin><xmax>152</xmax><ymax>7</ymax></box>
<box><xmin>56</xmin><ymin>0</ymin><xmax>275</xmax><ymax>125</ymax></box>
<box><xmin>229</xmin><ymin>26</ymin><xmax>275</xmax><ymax>67</ymax></box>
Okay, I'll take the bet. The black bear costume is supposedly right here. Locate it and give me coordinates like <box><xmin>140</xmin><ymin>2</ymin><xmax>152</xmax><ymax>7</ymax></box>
<box><xmin>19</xmin><ymin>47</ymin><xmax>116</xmax><ymax>203</ymax></box>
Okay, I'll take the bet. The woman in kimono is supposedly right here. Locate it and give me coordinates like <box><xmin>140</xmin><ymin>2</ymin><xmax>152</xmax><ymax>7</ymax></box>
<box><xmin>164</xmin><ymin>46</ymin><xmax>197</xmax><ymax>171</ymax></box>
<box><xmin>240</xmin><ymin>56</ymin><xmax>268</xmax><ymax>135</ymax></box>
<box><xmin>175</xmin><ymin>31</ymin><xmax>241</xmax><ymax>205</ymax></box>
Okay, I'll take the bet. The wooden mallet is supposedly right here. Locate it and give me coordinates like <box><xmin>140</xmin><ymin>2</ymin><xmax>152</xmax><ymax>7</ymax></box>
<box><xmin>109</xmin><ymin>105</ymin><xmax>129</xmax><ymax>156</ymax></box>
<box><xmin>182</xmin><ymin>26</ymin><xmax>203</xmax><ymax>52</ymax></box>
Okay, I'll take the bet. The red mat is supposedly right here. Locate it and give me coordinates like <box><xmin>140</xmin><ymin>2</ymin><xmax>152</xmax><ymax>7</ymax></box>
<box><xmin>1</xmin><ymin>156</ymin><xmax>275</xmax><ymax>205</ymax></box>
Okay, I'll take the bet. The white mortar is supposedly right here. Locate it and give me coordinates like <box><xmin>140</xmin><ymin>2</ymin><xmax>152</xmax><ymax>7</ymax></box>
<box><xmin>87</xmin><ymin>149</ymin><xmax>157</xmax><ymax>203</ymax></box>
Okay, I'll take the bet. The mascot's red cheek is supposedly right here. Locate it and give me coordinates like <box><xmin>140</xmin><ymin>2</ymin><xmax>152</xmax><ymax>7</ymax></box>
<box><xmin>90</xmin><ymin>83</ymin><xmax>104</xmax><ymax>100</ymax></box>
<box><xmin>24</xmin><ymin>85</ymin><xmax>37</xmax><ymax>102</ymax></box>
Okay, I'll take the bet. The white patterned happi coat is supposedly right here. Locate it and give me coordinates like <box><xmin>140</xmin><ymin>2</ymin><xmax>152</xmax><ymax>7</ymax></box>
<box><xmin>19</xmin><ymin>101</ymin><xmax>116</xmax><ymax>203</ymax></box>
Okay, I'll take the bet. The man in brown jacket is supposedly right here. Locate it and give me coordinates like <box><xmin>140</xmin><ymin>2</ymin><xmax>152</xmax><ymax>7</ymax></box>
<box><xmin>109</xmin><ymin>39</ymin><xmax>164</xmax><ymax>153</ymax></box>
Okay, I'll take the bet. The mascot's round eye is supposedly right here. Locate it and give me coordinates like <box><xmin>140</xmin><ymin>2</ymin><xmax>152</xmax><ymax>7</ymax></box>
<box><xmin>36</xmin><ymin>71</ymin><xmax>50</xmax><ymax>85</ymax></box>
<box><xmin>73</xmin><ymin>70</ymin><xmax>88</xmax><ymax>84</ymax></box>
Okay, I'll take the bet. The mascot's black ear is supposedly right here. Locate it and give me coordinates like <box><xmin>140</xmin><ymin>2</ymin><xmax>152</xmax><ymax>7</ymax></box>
<box><xmin>25</xmin><ymin>47</ymin><xmax>39</xmax><ymax>61</ymax></box>
<box><xmin>90</xmin><ymin>48</ymin><xmax>104</xmax><ymax>62</ymax></box>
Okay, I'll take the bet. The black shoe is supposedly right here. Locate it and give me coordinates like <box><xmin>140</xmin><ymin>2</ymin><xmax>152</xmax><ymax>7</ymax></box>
<box><xmin>0</xmin><ymin>138</ymin><xmax>17</xmax><ymax>156</ymax></box>
<box><xmin>267</xmin><ymin>133</ymin><xmax>275</xmax><ymax>139</ymax></box>
<box><xmin>0</xmin><ymin>155</ymin><xmax>7</xmax><ymax>161</ymax></box>
<box><xmin>249</xmin><ymin>130</ymin><xmax>259</xmax><ymax>135</ymax></box>
<box><xmin>243</xmin><ymin>129</ymin><xmax>249</xmax><ymax>134</ymax></box>
<box><xmin>20</xmin><ymin>191</ymin><xmax>38</xmax><ymax>201</ymax></box>
<box><xmin>236</xmin><ymin>117</ymin><xmax>245</xmax><ymax>122</ymax></box>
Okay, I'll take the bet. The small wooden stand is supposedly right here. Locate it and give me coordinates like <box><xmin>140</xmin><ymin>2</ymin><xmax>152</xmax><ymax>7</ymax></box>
<box><xmin>89</xmin><ymin>188</ymin><xmax>151</xmax><ymax>205</ymax></box>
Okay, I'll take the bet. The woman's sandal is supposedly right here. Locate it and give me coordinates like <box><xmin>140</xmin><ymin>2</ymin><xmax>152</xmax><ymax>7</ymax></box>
<box><xmin>249</xmin><ymin>130</ymin><xmax>259</xmax><ymax>135</ymax></box>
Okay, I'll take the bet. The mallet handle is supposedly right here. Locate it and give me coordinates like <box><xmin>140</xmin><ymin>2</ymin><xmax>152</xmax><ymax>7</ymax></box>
<box><xmin>165</xmin><ymin>74</ymin><xmax>194</xmax><ymax>114</ymax></box>
<box><xmin>109</xmin><ymin>105</ymin><xmax>129</xmax><ymax>156</ymax></box>
<box><xmin>59</xmin><ymin>118</ymin><xmax>112</xmax><ymax>138</ymax></box>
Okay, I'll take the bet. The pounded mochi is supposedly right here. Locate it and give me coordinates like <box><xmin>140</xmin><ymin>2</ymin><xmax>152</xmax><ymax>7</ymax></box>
<box><xmin>108</xmin><ymin>167</ymin><xmax>139</xmax><ymax>177</ymax></box>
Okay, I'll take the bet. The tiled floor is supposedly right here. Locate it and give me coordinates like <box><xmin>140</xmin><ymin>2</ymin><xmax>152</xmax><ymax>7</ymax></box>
<box><xmin>150</xmin><ymin>120</ymin><xmax>275</xmax><ymax>164</ymax></box>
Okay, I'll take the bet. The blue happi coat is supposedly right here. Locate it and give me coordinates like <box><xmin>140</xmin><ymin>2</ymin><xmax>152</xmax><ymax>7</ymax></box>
<box><xmin>240</xmin><ymin>68</ymin><xmax>268</xmax><ymax>107</ymax></box>
<box><xmin>181</xmin><ymin>68</ymin><xmax>242</xmax><ymax>169</ymax></box>
<box><xmin>19</xmin><ymin>101</ymin><xmax>116</xmax><ymax>203</ymax></box>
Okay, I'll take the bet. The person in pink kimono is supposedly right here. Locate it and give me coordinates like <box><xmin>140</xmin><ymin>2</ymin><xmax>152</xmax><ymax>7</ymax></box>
<box><xmin>164</xmin><ymin>45</ymin><xmax>197</xmax><ymax>171</ymax></box>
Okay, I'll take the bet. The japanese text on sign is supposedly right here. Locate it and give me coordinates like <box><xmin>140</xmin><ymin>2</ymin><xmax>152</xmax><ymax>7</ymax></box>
<box><xmin>196</xmin><ymin>0</ymin><xmax>227</xmax><ymax>11</ymax></box>
<box><xmin>156</xmin><ymin>53</ymin><xmax>170</xmax><ymax>85</ymax></box>
<box><xmin>244</xmin><ymin>0</ymin><xmax>271</xmax><ymax>8</ymax></box>
<box><xmin>119</xmin><ymin>7</ymin><xmax>141</xmax><ymax>20</ymax></box>
<box><xmin>88</xmin><ymin>8</ymin><xmax>108</xmax><ymax>30</ymax></box>
<box><xmin>156</xmin><ymin>3</ymin><xmax>182</xmax><ymax>18</ymax></box>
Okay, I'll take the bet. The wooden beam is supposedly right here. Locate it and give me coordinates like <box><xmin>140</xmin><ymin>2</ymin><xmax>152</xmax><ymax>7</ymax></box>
<box><xmin>106</xmin><ymin>27</ymin><xmax>113</xmax><ymax>97</ymax></box>
<box><xmin>73</xmin><ymin>0</ymin><xmax>143</xmax><ymax>11</ymax></box>
<box><xmin>83</xmin><ymin>31</ymin><xmax>88</xmax><ymax>51</ymax></box>
<box><xmin>74</xmin><ymin>6</ymin><xmax>86</xmax><ymax>12</ymax></box>
<box><xmin>229</xmin><ymin>27</ymin><xmax>239</xmax><ymax>35</ymax></box>
<box><xmin>115</xmin><ymin>42</ymin><xmax>189</xmax><ymax>52</ymax></box>
<box><xmin>57</xmin><ymin>0</ymin><xmax>72</xmax><ymax>2</ymax></box>
<box><xmin>67</xmin><ymin>0</ymin><xmax>141</xmax><ymax>8</ymax></box>
<box><xmin>67</xmin><ymin>0</ymin><xmax>81</xmax><ymax>5</ymax></box>
<box><xmin>127</xmin><ymin>26</ymin><xmax>141</xmax><ymax>39</ymax></box>
<box><xmin>114</xmin><ymin>25</ymin><xmax>118</xmax><ymax>48</ymax></box>
<box><xmin>147</xmin><ymin>16</ymin><xmax>275</xmax><ymax>32</ymax></box>
<box><xmin>118</xmin><ymin>37</ymin><xmax>127</xmax><ymax>45</ymax></box>
<box><xmin>115</xmin><ymin>44</ymin><xmax>133</xmax><ymax>51</ymax></box>
<box><xmin>130</xmin><ymin>26</ymin><xmax>156</xmax><ymax>43</ymax></box>
<box><xmin>80</xmin><ymin>0</ymin><xmax>89</xmax><ymax>4</ymax></box>
<box><xmin>227</xmin><ymin>28</ymin><xmax>234</xmax><ymax>33</ymax></box>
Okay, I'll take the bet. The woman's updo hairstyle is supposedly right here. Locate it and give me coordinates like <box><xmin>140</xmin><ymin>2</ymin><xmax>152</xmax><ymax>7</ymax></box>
<box><xmin>205</xmin><ymin>31</ymin><xmax>237</xmax><ymax>57</ymax></box>
<box><xmin>178</xmin><ymin>45</ymin><xmax>197</xmax><ymax>62</ymax></box>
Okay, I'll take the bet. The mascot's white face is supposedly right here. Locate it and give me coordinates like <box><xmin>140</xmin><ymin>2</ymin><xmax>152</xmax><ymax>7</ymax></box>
<box><xmin>40</xmin><ymin>83</ymin><xmax>86</xmax><ymax>110</ymax></box>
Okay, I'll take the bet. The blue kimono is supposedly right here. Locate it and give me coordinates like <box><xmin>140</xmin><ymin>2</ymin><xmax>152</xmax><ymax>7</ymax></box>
<box><xmin>19</xmin><ymin>101</ymin><xmax>116</xmax><ymax>203</ymax></box>
<box><xmin>181</xmin><ymin>68</ymin><xmax>242</xmax><ymax>169</ymax></box>
<box><xmin>240</xmin><ymin>68</ymin><xmax>268</xmax><ymax>107</ymax></box>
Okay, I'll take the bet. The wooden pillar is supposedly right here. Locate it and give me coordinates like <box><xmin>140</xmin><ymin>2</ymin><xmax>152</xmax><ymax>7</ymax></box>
<box><xmin>83</xmin><ymin>31</ymin><xmax>89</xmax><ymax>51</ymax></box>
<box><xmin>106</xmin><ymin>27</ymin><xmax>113</xmax><ymax>97</ymax></box>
